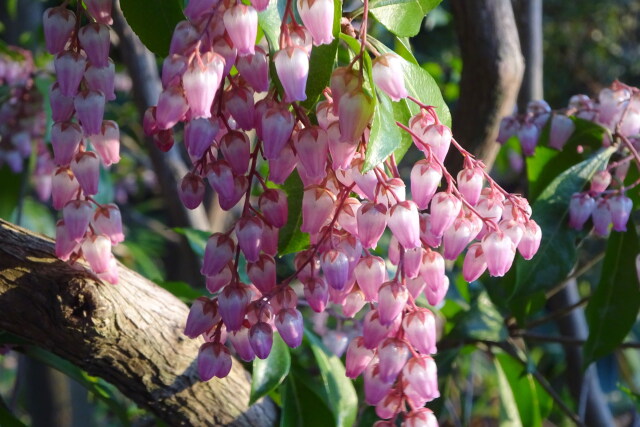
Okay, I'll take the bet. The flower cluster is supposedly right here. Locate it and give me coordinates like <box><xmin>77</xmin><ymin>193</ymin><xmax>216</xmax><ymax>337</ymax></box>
<box><xmin>44</xmin><ymin>0</ymin><xmax>123</xmax><ymax>283</ymax></box>
<box><xmin>0</xmin><ymin>48</ymin><xmax>46</xmax><ymax>177</ymax></box>
<box><xmin>499</xmin><ymin>81</ymin><xmax>637</xmax><ymax>236</ymax></box>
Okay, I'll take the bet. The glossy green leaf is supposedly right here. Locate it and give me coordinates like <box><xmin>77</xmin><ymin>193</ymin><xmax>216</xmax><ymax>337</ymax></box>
<box><xmin>278</xmin><ymin>171</ymin><xmax>309</xmax><ymax>255</ymax></box>
<box><xmin>584</xmin><ymin>225</ymin><xmax>640</xmax><ymax>366</ymax></box>
<box><xmin>526</xmin><ymin>117</ymin><xmax>607</xmax><ymax>202</ymax></box>
<box><xmin>279</xmin><ymin>372</ymin><xmax>334</xmax><ymax>427</ymax></box>
<box><xmin>304</xmin><ymin>330</ymin><xmax>358</xmax><ymax>427</ymax></box>
<box><xmin>494</xmin><ymin>356</ymin><xmax>523</xmax><ymax>427</ymax></box>
<box><xmin>449</xmin><ymin>290</ymin><xmax>507</xmax><ymax>342</ymax></box>
<box><xmin>251</xmin><ymin>333</ymin><xmax>291</xmax><ymax>404</ymax></box>
<box><xmin>258</xmin><ymin>0</ymin><xmax>286</xmax><ymax>50</ymax></box>
<box><xmin>370</xmin><ymin>0</ymin><xmax>443</xmax><ymax>37</ymax></box>
<box><xmin>120</xmin><ymin>0</ymin><xmax>184</xmax><ymax>58</ymax></box>
<box><xmin>512</xmin><ymin>147</ymin><xmax>616</xmax><ymax>298</ymax></box>
<box><xmin>363</xmin><ymin>89</ymin><xmax>403</xmax><ymax>171</ymax></box>
<box><xmin>495</xmin><ymin>352</ymin><xmax>552</xmax><ymax>427</ymax></box>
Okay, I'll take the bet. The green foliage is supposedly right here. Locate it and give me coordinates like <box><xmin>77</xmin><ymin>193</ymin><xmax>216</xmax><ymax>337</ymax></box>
<box><xmin>0</xmin><ymin>395</ymin><xmax>25</xmax><ymax>427</ymax></box>
<box><xmin>449</xmin><ymin>289</ymin><xmax>508</xmax><ymax>342</ymax></box>
<box><xmin>278</xmin><ymin>171</ymin><xmax>309</xmax><ymax>255</ymax></box>
<box><xmin>512</xmin><ymin>147</ymin><xmax>615</xmax><ymax>299</ymax></box>
<box><xmin>279</xmin><ymin>371</ymin><xmax>335</xmax><ymax>427</ymax></box>
<box><xmin>250</xmin><ymin>334</ymin><xmax>291</xmax><ymax>404</ymax></box>
<box><xmin>119</xmin><ymin>0</ymin><xmax>184</xmax><ymax>58</ymax></box>
<box><xmin>584</xmin><ymin>226</ymin><xmax>640</xmax><ymax>366</ymax></box>
<box><xmin>0</xmin><ymin>166</ymin><xmax>22</xmax><ymax>221</ymax></box>
<box><xmin>370</xmin><ymin>0</ymin><xmax>443</xmax><ymax>37</ymax></box>
<box><xmin>364</xmin><ymin>88</ymin><xmax>403</xmax><ymax>171</ymax></box>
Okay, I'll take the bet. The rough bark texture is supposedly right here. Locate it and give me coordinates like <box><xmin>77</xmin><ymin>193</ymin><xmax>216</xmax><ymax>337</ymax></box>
<box><xmin>449</xmin><ymin>0</ymin><xmax>524</xmax><ymax>173</ymax></box>
<box><xmin>0</xmin><ymin>220</ymin><xmax>277</xmax><ymax>426</ymax></box>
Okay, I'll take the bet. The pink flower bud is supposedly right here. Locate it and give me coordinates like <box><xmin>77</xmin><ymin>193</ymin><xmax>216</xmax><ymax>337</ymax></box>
<box><xmin>267</xmin><ymin>145</ymin><xmax>296</xmax><ymax>185</ymax></box>
<box><xmin>218</xmin><ymin>175</ymin><xmax>248</xmax><ymax>211</ymax></box>
<box><xmin>610</xmin><ymin>194</ymin><xmax>633</xmax><ymax>232</ymax></box>
<box><xmin>82</xmin><ymin>234</ymin><xmax>112</xmax><ymax>273</ymax></box>
<box><xmin>236</xmin><ymin>46</ymin><xmax>269</xmax><ymax>92</ymax></box>
<box><xmin>261</xmin><ymin>104</ymin><xmax>295</xmax><ymax>160</ymax></box>
<box><xmin>161</xmin><ymin>54</ymin><xmax>188</xmax><ymax>87</ymax></box>
<box><xmin>85</xmin><ymin>61</ymin><xmax>116</xmax><ymax>101</ymax></box>
<box><xmin>388</xmin><ymin>201</ymin><xmax>421</xmax><ymax>249</ymax></box>
<box><xmin>88</xmin><ymin>121</ymin><xmax>120</xmax><ymax>166</ymax></box>
<box><xmin>184</xmin><ymin>0</ymin><xmax>218</xmax><ymax>21</ymax></box>
<box><xmin>170</xmin><ymin>21</ymin><xmax>198</xmax><ymax>55</ymax></box>
<box><xmin>275</xmin><ymin>46</ymin><xmax>309</xmax><ymax>102</ymax></box>
<box><xmin>259</xmin><ymin>189</ymin><xmax>288</xmax><ymax>228</ymax></box>
<box><xmin>78</xmin><ymin>24</ymin><xmax>111</xmax><ymax>68</ymax></box>
<box><xmin>593</xmin><ymin>198</ymin><xmax>612</xmax><ymax>236</ymax></box>
<box><xmin>364</xmin><ymin>361</ymin><xmax>394</xmax><ymax>405</ymax></box>
<box><xmin>178</xmin><ymin>172</ymin><xmax>205</xmax><ymax>209</ymax></box>
<box><xmin>590</xmin><ymin>170</ymin><xmax>611</xmax><ymax>193</ymax></box>
<box><xmin>377</xmin><ymin>280</ymin><xmax>408</xmax><ymax>325</ymax></box>
<box><xmin>569</xmin><ymin>193</ymin><xmax>595</xmax><ymax>230</ymax></box>
<box><xmin>229</xmin><ymin>327</ymin><xmax>255</xmax><ymax>362</ymax></box>
<box><xmin>247</xmin><ymin>254</ymin><xmax>276</xmax><ymax>293</ymax></box>
<box><xmin>517</xmin><ymin>219</ymin><xmax>542</xmax><ymax>260</ymax></box>
<box><xmin>338</xmin><ymin>88</ymin><xmax>375</xmax><ymax>143</ymax></box>
<box><xmin>443</xmin><ymin>215</ymin><xmax>476</xmax><ymax>260</ymax></box>
<box><xmin>295</xmin><ymin>127</ymin><xmax>328</xmax><ymax>181</ymax></box>
<box><xmin>518</xmin><ymin>121</ymin><xmax>539</xmax><ymax>156</ymax></box>
<box><xmin>303</xmin><ymin>276</ymin><xmax>328</xmax><ymax>312</ymax></box>
<box><xmin>202</xmin><ymin>233</ymin><xmax>235</xmax><ymax>276</ymax></box>
<box><xmin>327</xmin><ymin>122</ymin><xmax>358</xmax><ymax>170</ymax></box>
<box><xmin>63</xmin><ymin>200</ymin><xmax>93</xmax><ymax>241</ymax></box>
<box><xmin>50</xmin><ymin>83</ymin><xmax>75</xmax><ymax>122</ymax></box>
<box><xmin>70</xmin><ymin>151</ymin><xmax>100</xmax><ymax>196</ymax></box>
<box><xmin>404</xmin><ymin>247</ymin><xmax>425</xmax><ymax>279</ymax></box>
<box><xmin>297</xmin><ymin>0</ymin><xmax>334</xmax><ymax>46</ymax></box>
<box><xmin>51</xmin><ymin>122</ymin><xmax>82</xmax><ymax>166</ymax></box>
<box><xmin>84</xmin><ymin>0</ymin><xmax>113</xmax><ymax>25</ymax></box>
<box><xmin>426</xmin><ymin>274</ymin><xmax>448</xmax><ymax>304</ymax></box>
<box><xmin>415</xmin><ymin>124</ymin><xmax>451</xmax><ymax>163</ymax></box>
<box><xmin>236</xmin><ymin>217</ymin><xmax>264</xmax><ymax>262</ymax></box>
<box><xmin>183</xmin><ymin>53</ymin><xmax>225</xmax><ymax>119</ymax></box>
<box><xmin>184</xmin><ymin>297</ymin><xmax>218</xmax><ymax>338</ymax></box>
<box><xmin>55</xmin><ymin>221</ymin><xmax>78</xmax><ymax>261</ymax></box>
<box><xmin>375</xmin><ymin>391</ymin><xmax>403</xmax><ymax>420</ymax></box>
<box><xmin>345</xmin><ymin>336</ymin><xmax>374</xmax><ymax>378</ymax></box>
<box><xmin>92</xmin><ymin>204</ymin><xmax>124</xmax><ymax>245</ymax></box>
<box><xmin>330</xmin><ymin>67</ymin><xmax>360</xmax><ymax>114</ymax></box>
<box><xmin>207</xmin><ymin>160</ymin><xmax>234</xmax><ymax>199</ymax></box>
<box><xmin>420</xmin><ymin>249</ymin><xmax>445</xmax><ymax>291</ymax></box>
<box><xmin>224</xmin><ymin>85</ymin><xmax>255</xmax><ymax>130</ymax></box>
<box><xmin>356</xmin><ymin>202</ymin><xmax>388</xmax><ymax>249</ymax></box>
<box><xmin>275</xmin><ymin>308</ymin><xmax>303</xmax><ymax>348</ymax></box>
<box><xmin>549</xmin><ymin>114</ymin><xmax>575</xmax><ymax>150</ymax></box>
<box><xmin>156</xmin><ymin>86</ymin><xmax>188</xmax><ymax>130</ymax></box>
<box><xmin>52</xmin><ymin>168</ymin><xmax>80</xmax><ymax>210</ymax></box>
<box><xmin>496</xmin><ymin>116</ymin><xmax>519</xmax><ymax>144</ymax></box>
<box><xmin>429</xmin><ymin>192</ymin><xmax>462</xmax><ymax>238</ymax></box>
<box><xmin>419</xmin><ymin>213</ymin><xmax>442</xmax><ymax>248</ymax></box>
<box><xmin>301</xmin><ymin>186</ymin><xmax>336</xmax><ymax>234</ymax></box>
<box><xmin>74</xmin><ymin>90</ymin><xmax>106</xmax><ymax>136</ymax></box>
<box><xmin>198</xmin><ymin>342</ymin><xmax>232</xmax><ymax>381</ymax></box>
<box><xmin>320</xmin><ymin>249</ymin><xmax>351</xmax><ymax>290</ymax></box>
<box><xmin>403</xmin><ymin>309</ymin><xmax>437</xmax><ymax>354</ymax></box>
<box><xmin>342</xmin><ymin>288</ymin><xmax>366</xmax><ymax>317</ymax></box>
<box><xmin>223</xmin><ymin>5</ymin><xmax>258</xmax><ymax>56</ymax></box>
<box><xmin>336</xmin><ymin>197</ymin><xmax>360</xmax><ymax>236</ymax></box>
<box><xmin>372</xmin><ymin>53</ymin><xmax>408</xmax><ymax>101</ymax></box>
<box><xmin>218</xmin><ymin>283</ymin><xmax>251</xmax><ymax>332</ymax></box>
<box><xmin>363</xmin><ymin>309</ymin><xmax>401</xmax><ymax>349</ymax></box>
<box><xmin>184</xmin><ymin>118</ymin><xmax>218</xmax><ymax>159</ymax></box>
<box><xmin>220</xmin><ymin>130</ymin><xmax>251</xmax><ymax>175</ymax></box>
<box><xmin>463</xmin><ymin>243</ymin><xmax>487</xmax><ymax>282</ymax></box>
<box><xmin>481</xmin><ymin>231</ymin><xmax>516</xmax><ymax>277</ymax></box>
<box><xmin>205</xmin><ymin>262</ymin><xmax>232</xmax><ymax>293</ymax></box>
<box><xmin>54</xmin><ymin>51</ymin><xmax>86</xmax><ymax>98</ymax></box>
<box><xmin>351</xmin><ymin>159</ymin><xmax>379</xmax><ymax>200</ymax></box>
<box><xmin>249</xmin><ymin>322</ymin><xmax>274</xmax><ymax>359</ymax></box>
<box><xmin>43</xmin><ymin>7</ymin><xmax>76</xmax><ymax>55</ymax></box>
<box><xmin>377</xmin><ymin>338</ymin><xmax>409</xmax><ymax>383</ymax></box>
<box><xmin>457</xmin><ymin>167</ymin><xmax>484</xmax><ymax>206</ymax></box>
<box><xmin>410</xmin><ymin>159</ymin><xmax>442</xmax><ymax>209</ymax></box>
<box><xmin>402</xmin><ymin>356</ymin><xmax>440</xmax><ymax>403</ymax></box>
<box><xmin>406</xmin><ymin>276</ymin><xmax>426</xmax><ymax>299</ymax></box>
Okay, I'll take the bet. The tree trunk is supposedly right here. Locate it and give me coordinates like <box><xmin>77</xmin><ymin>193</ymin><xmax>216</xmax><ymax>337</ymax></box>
<box><xmin>449</xmin><ymin>0</ymin><xmax>524</xmax><ymax>173</ymax></box>
<box><xmin>512</xmin><ymin>0</ymin><xmax>544</xmax><ymax>111</ymax></box>
<box><xmin>0</xmin><ymin>220</ymin><xmax>277</xmax><ymax>426</ymax></box>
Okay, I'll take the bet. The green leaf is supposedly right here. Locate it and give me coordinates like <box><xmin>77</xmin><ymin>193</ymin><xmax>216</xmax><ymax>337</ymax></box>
<box><xmin>449</xmin><ymin>290</ymin><xmax>507</xmax><ymax>342</ymax></box>
<box><xmin>304</xmin><ymin>330</ymin><xmax>358</xmax><ymax>427</ymax></box>
<box><xmin>278</xmin><ymin>171</ymin><xmax>309</xmax><ymax>255</ymax></box>
<box><xmin>584</xmin><ymin>226</ymin><xmax>640</xmax><ymax>366</ymax></box>
<box><xmin>363</xmin><ymin>89</ymin><xmax>403</xmax><ymax>171</ymax></box>
<box><xmin>279</xmin><ymin>372</ymin><xmax>334</xmax><ymax>427</ymax></box>
<box><xmin>494</xmin><ymin>352</ymin><xmax>552</xmax><ymax>427</ymax></box>
<box><xmin>0</xmin><ymin>166</ymin><xmax>21</xmax><ymax>220</ymax></box>
<box><xmin>494</xmin><ymin>356</ymin><xmax>523</xmax><ymax>427</ymax></box>
<box><xmin>370</xmin><ymin>0</ymin><xmax>443</xmax><ymax>37</ymax></box>
<box><xmin>512</xmin><ymin>147</ymin><xmax>616</xmax><ymax>298</ymax></box>
<box><xmin>258</xmin><ymin>0</ymin><xmax>286</xmax><ymax>51</ymax></box>
<box><xmin>250</xmin><ymin>333</ymin><xmax>291</xmax><ymax>404</ymax></box>
<box><xmin>0</xmin><ymin>395</ymin><xmax>25</xmax><ymax>427</ymax></box>
<box><xmin>119</xmin><ymin>0</ymin><xmax>184</xmax><ymax>58</ymax></box>
<box><xmin>17</xmin><ymin>198</ymin><xmax>56</xmax><ymax>237</ymax></box>
<box><xmin>526</xmin><ymin>117</ymin><xmax>607</xmax><ymax>202</ymax></box>
<box><xmin>173</xmin><ymin>227</ymin><xmax>210</xmax><ymax>258</ymax></box>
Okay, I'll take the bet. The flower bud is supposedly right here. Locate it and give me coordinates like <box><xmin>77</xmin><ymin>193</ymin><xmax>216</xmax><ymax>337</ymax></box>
<box><xmin>169</xmin><ymin>21</ymin><xmax>198</xmax><ymax>55</ymax></box>
<box><xmin>403</xmin><ymin>309</ymin><xmax>437</xmax><ymax>355</ymax></box>
<box><xmin>388</xmin><ymin>201</ymin><xmax>421</xmax><ymax>249</ymax></box>
<box><xmin>301</xmin><ymin>186</ymin><xmax>336</xmax><ymax>235</ymax></box>
<box><xmin>372</xmin><ymin>53</ymin><xmax>408</xmax><ymax>101</ymax></box>
<box><xmin>224</xmin><ymin>85</ymin><xmax>255</xmax><ymax>130</ymax></box>
<box><xmin>156</xmin><ymin>86</ymin><xmax>189</xmax><ymax>130</ymax></box>
<box><xmin>178</xmin><ymin>172</ymin><xmax>205</xmax><ymax>209</ymax></box>
<box><xmin>249</xmin><ymin>322</ymin><xmax>274</xmax><ymax>359</ymax></box>
<box><xmin>43</xmin><ymin>7</ymin><xmax>76</xmax><ymax>55</ymax></box>
<box><xmin>218</xmin><ymin>283</ymin><xmax>251</xmax><ymax>332</ymax></box>
<box><xmin>70</xmin><ymin>151</ymin><xmax>100</xmax><ymax>196</ymax></box>
<box><xmin>50</xmin><ymin>83</ymin><xmax>75</xmax><ymax>122</ymax></box>
<box><xmin>304</xmin><ymin>276</ymin><xmax>329</xmax><ymax>312</ymax></box>
<box><xmin>85</xmin><ymin>61</ymin><xmax>116</xmax><ymax>101</ymax></box>
<box><xmin>51</xmin><ymin>122</ymin><xmax>83</xmax><ymax>166</ymax></box>
<box><xmin>518</xmin><ymin>121</ymin><xmax>539</xmax><ymax>156</ymax></box>
<box><xmin>184</xmin><ymin>297</ymin><xmax>218</xmax><ymax>338</ymax></box>
<box><xmin>220</xmin><ymin>130</ymin><xmax>251</xmax><ymax>175</ymax></box>
<box><xmin>201</xmin><ymin>233</ymin><xmax>235</xmax><ymax>276</ymax></box>
<box><xmin>236</xmin><ymin>46</ymin><xmax>269</xmax><ymax>92</ymax></box>
<box><xmin>297</xmin><ymin>0</ymin><xmax>335</xmax><ymax>46</ymax></box>
<box><xmin>338</xmin><ymin>88</ymin><xmax>375</xmax><ymax>143</ymax></box>
<box><xmin>182</xmin><ymin>52</ymin><xmax>225</xmax><ymax>119</ymax></box>
<box><xmin>377</xmin><ymin>280</ymin><xmax>408</xmax><ymax>325</ymax></box>
<box><xmin>261</xmin><ymin>103</ymin><xmax>295</xmax><ymax>160</ymax></box>
<box><xmin>356</xmin><ymin>202</ymin><xmax>388</xmax><ymax>249</ymax></box>
<box><xmin>481</xmin><ymin>231</ymin><xmax>516</xmax><ymax>277</ymax></box>
<box><xmin>223</xmin><ymin>5</ymin><xmax>258</xmax><ymax>56</ymax></box>
<box><xmin>463</xmin><ymin>243</ymin><xmax>487</xmax><ymax>282</ymax></box>
<box><xmin>549</xmin><ymin>114</ymin><xmax>575</xmax><ymax>150</ymax></box>
<box><xmin>590</xmin><ymin>170</ymin><xmax>611</xmax><ymax>193</ymax></box>
<box><xmin>592</xmin><ymin>198</ymin><xmax>612</xmax><ymax>236</ymax></box>
<box><xmin>377</xmin><ymin>338</ymin><xmax>409</xmax><ymax>383</ymax></box>
<box><xmin>275</xmin><ymin>46</ymin><xmax>309</xmax><ymax>102</ymax></box>
<box><xmin>457</xmin><ymin>167</ymin><xmax>484</xmax><ymax>206</ymax></box>
<box><xmin>92</xmin><ymin>204</ymin><xmax>124</xmax><ymax>245</ymax></box>
<box><xmin>85</xmin><ymin>0</ymin><xmax>113</xmax><ymax>24</ymax></box>
<box><xmin>321</xmin><ymin>249</ymin><xmax>351</xmax><ymax>290</ymax></box>
<box><xmin>52</xmin><ymin>168</ymin><xmax>80</xmax><ymax>210</ymax></box>
<box><xmin>55</xmin><ymin>221</ymin><xmax>78</xmax><ymax>261</ymax></box>
<box><xmin>569</xmin><ymin>193</ymin><xmax>595</xmax><ymax>230</ymax></box>
<box><xmin>54</xmin><ymin>51</ymin><xmax>86</xmax><ymax>97</ymax></box>
<box><xmin>609</xmin><ymin>194</ymin><xmax>632</xmax><ymax>232</ymax></box>
<box><xmin>410</xmin><ymin>159</ymin><xmax>442</xmax><ymax>209</ymax></box>
<box><xmin>74</xmin><ymin>90</ymin><xmax>106</xmax><ymax>136</ymax></box>
<box><xmin>63</xmin><ymin>200</ymin><xmax>93</xmax><ymax>241</ymax></box>
<box><xmin>198</xmin><ymin>342</ymin><xmax>232</xmax><ymax>381</ymax></box>
<box><xmin>275</xmin><ymin>308</ymin><xmax>303</xmax><ymax>348</ymax></box>
<box><xmin>236</xmin><ymin>216</ymin><xmax>264</xmax><ymax>263</ymax></box>
<box><xmin>78</xmin><ymin>23</ymin><xmax>111</xmax><ymax>67</ymax></box>
<box><xmin>345</xmin><ymin>336</ymin><xmax>374</xmax><ymax>378</ymax></box>
<box><xmin>362</xmin><ymin>309</ymin><xmax>401</xmax><ymax>349</ymax></box>
<box><xmin>82</xmin><ymin>234</ymin><xmax>112</xmax><ymax>273</ymax></box>
<box><xmin>429</xmin><ymin>192</ymin><xmax>462</xmax><ymax>238</ymax></box>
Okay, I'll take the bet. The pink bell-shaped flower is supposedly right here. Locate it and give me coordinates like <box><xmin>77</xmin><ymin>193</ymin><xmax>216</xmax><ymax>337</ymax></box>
<box><xmin>518</xmin><ymin>219</ymin><xmax>542</xmax><ymax>260</ymax></box>
<box><xmin>259</xmin><ymin>189</ymin><xmax>288</xmax><ymax>228</ymax></box>
<box><xmin>357</xmin><ymin>202</ymin><xmax>388</xmax><ymax>249</ymax></box>
<box><xmin>161</xmin><ymin>54</ymin><xmax>188</xmax><ymax>87</ymax></box>
<box><xmin>55</xmin><ymin>221</ymin><xmax>78</xmax><ymax>261</ymax></box>
<box><xmin>415</xmin><ymin>123</ymin><xmax>451</xmax><ymax>163</ymax></box>
<box><xmin>330</xmin><ymin>67</ymin><xmax>360</xmax><ymax>113</ymax></box>
<box><xmin>590</xmin><ymin>170</ymin><xmax>612</xmax><ymax>193</ymax></box>
<box><xmin>54</xmin><ymin>51</ymin><xmax>86</xmax><ymax>97</ymax></box>
<box><xmin>220</xmin><ymin>130</ymin><xmax>251</xmax><ymax>175</ymax></box>
<box><xmin>500</xmin><ymin>218</ymin><xmax>525</xmax><ymax>247</ymax></box>
<box><xmin>201</xmin><ymin>233</ymin><xmax>235</xmax><ymax>276</ymax></box>
<box><xmin>388</xmin><ymin>201</ymin><xmax>421</xmax><ymax>249</ymax></box>
<box><xmin>363</xmin><ymin>309</ymin><xmax>401</xmax><ymax>349</ymax></box>
<box><xmin>443</xmin><ymin>215</ymin><xmax>476</xmax><ymax>260</ymax></box>
<box><xmin>301</xmin><ymin>186</ymin><xmax>336</xmax><ymax>234</ymax></box>
<box><xmin>403</xmin><ymin>247</ymin><xmax>425</xmax><ymax>279</ymax></box>
<box><xmin>420</xmin><ymin>249</ymin><xmax>445</xmax><ymax>291</ymax></box>
<box><xmin>402</xmin><ymin>356</ymin><xmax>440</xmax><ymax>403</ymax></box>
<box><xmin>247</xmin><ymin>254</ymin><xmax>276</xmax><ymax>293</ymax></box>
<box><xmin>463</xmin><ymin>243</ymin><xmax>487</xmax><ymax>282</ymax></box>
<box><xmin>429</xmin><ymin>192</ymin><xmax>462</xmax><ymax>237</ymax></box>
<box><xmin>182</xmin><ymin>53</ymin><xmax>225</xmax><ymax>119</ymax></box>
<box><xmin>82</xmin><ymin>234</ymin><xmax>112</xmax><ymax>273</ymax></box>
<box><xmin>410</xmin><ymin>159</ymin><xmax>442</xmax><ymax>209</ymax></box>
<box><xmin>377</xmin><ymin>338</ymin><xmax>409</xmax><ymax>383</ymax></box>
<box><xmin>457</xmin><ymin>167</ymin><xmax>484</xmax><ymax>206</ymax></box>
<box><xmin>43</xmin><ymin>7</ymin><xmax>76</xmax><ymax>55</ymax></box>
<box><xmin>224</xmin><ymin>85</ymin><xmax>255</xmax><ymax>130</ymax></box>
<box><xmin>609</xmin><ymin>194</ymin><xmax>633</xmax><ymax>232</ymax></box>
<box><xmin>549</xmin><ymin>114</ymin><xmax>575</xmax><ymax>150</ymax></box>
<box><xmin>297</xmin><ymin>0</ymin><xmax>334</xmax><ymax>46</ymax></box>
<box><xmin>218</xmin><ymin>175</ymin><xmax>248</xmax><ymax>211</ymax></box>
<box><xmin>70</xmin><ymin>151</ymin><xmax>100</xmax><ymax>196</ymax></box>
<box><xmin>249</xmin><ymin>322</ymin><xmax>274</xmax><ymax>359</ymax></box>
<box><xmin>85</xmin><ymin>61</ymin><xmax>116</xmax><ymax>101</ymax></box>
<box><xmin>354</xmin><ymin>256</ymin><xmax>386</xmax><ymax>301</ymax></box>
<box><xmin>327</xmin><ymin>122</ymin><xmax>358</xmax><ymax>170</ymax></box>
<box><xmin>337</xmin><ymin>197</ymin><xmax>360</xmax><ymax>236</ymax></box>
<box><xmin>85</xmin><ymin>0</ymin><xmax>113</xmax><ymax>24</ymax></box>
<box><xmin>481</xmin><ymin>231</ymin><xmax>516</xmax><ymax>277</ymax></box>
<box><xmin>268</xmin><ymin>144</ymin><xmax>297</xmax><ymax>185</ymax></box>
<box><xmin>363</xmin><ymin>361</ymin><xmax>393</xmax><ymax>405</ymax></box>
<box><xmin>169</xmin><ymin>21</ymin><xmax>198</xmax><ymax>55</ymax></box>
<box><xmin>304</xmin><ymin>276</ymin><xmax>329</xmax><ymax>312</ymax></box>
<box><xmin>295</xmin><ymin>126</ymin><xmax>329</xmax><ymax>181</ymax></box>
<box><xmin>178</xmin><ymin>172</ymin><xmax>205</xmax><ymax>209</ymax></box>
<box><xmin>372</xmin><ymin>53</ymin><xmax>408</xmax><ymax>101</ymax></box>
<box><xmin>207</xmin><ymin>160</ymin><xmax>234</xmax><ymax>198</ymax></box>
<box><xmin>229</xmin><ymin>327</ymin><xmax>256</xmax><ymax>362</ymax></box>
<box><xmin>205</xmin><ymin>262</ymin><xmax>233</xmax><ymax>293</ymax></box>
<box><xmin>518</xmin><ymin>121</ymin><xmax>539</xmax><ymax>156</ymax></box>
<box><xmin>275</xmin><ymin>46</ymin><xmax>309</xmax><ymax>102</ymax></box>
<box><xmin>184</xmin><ymin>118</ymin><xmax>218</xmax><ymax>159</ymax></box>
<box><xmin>92</xmin><ymin>204</ymin><xmax>124</xmax><ymax>245</ymax></box>
<box><xmin>63</xmin><ymin>200</ymin><xmax>93</xmax><ymax>241</ymax></box>
<box><xmin>75</xmin><ymin>90</ymin><xmax>106</xmax><ymax>136</ymax></box>
<box><xmin>50</xmin><ymin>83</ymin><xmax>75</xmax><ymax>122</ymax></box>
<box><xmin>496</xmin><ymin>116</ymin><xmax>519</xmax><ymax>144</ymax></box>
<box><xmin>236</xmin><ymin>46</ymin><xmax>269</xmax><ymax>92</ymax></box>
<box><xmin>404</xmin><ymin>409</ymin><xmax>438</xmax><ymax>427</ymax></box>
<box><xmin>52</xmin><ymin>168</ymin><xmax>80</xmax><ymax>210</ymax></box>
<box><xmin>198</xmin><ymin>342</ymin><xmax>232</xmax><ymax>381</ymax></box>
<box><xmin>223</xmin><ymin>4</ymin><xmax>258</xmax><ymax>56</ymax></box>
<box><xmin>236</xmin><ymin>216</ymin><xmax>264</xmax><ymax>263</ymax></box>
<box><xmin>377</xmin><ymin>280</ymin><xmax>409</xmax><ymax>325</ymax></box>
<box><xmin>78</xmin><ymin>23</ymin><xmax>111</xmax><ymax>67</ymax></box>
<box><xmin>261</xmin><ymin>103</ymin><xmax>295</xmax><ymax>160</ymax></box>
<box><xmin>403</xmin><ymin>309</ymin><xmax>437</xmax><ymax>355</ymax></box>
<box><xmin>218</xmin><ymin>283</ymin><xmax>251</xmax><ymax>332</ymax></box>
<box><xmin>184</xmin><ymin>297</ymin><xmax>218</xmax><ymax>338</ymax></box>
<box><xmin>51</xmin><ymin>122</ymin><xmax>83</xmax><ymax>166</ymax></box>
<box><xmin>184</xmin><ymin>0</ymin><xmax>218</xmax><ymax>21</ymax></box>
<box><xmin>569</xmin><ymin>193</ymin><xmax>595</xmax><ymax>230</ymax></box>
<box><xmin>592</xmin><ymin>198</ymin><xmax>612</xmax><ymax>236</ymax></box>
<box><xmin>338</xmin><ymin>87</ymin><xmax>375</xmax><ymax>143</ymax></box>
<box><xmin>342</xmin><ymin>288</ymin><xmax>366</xmax><ymax>317</ymax></box>
<box><xmin>425</xmin><ymin>275</ymin><xmax>449</xmax><ymax>306</ymax></box>
<box><xmin>89</xmin><ymin>121</ymin><xmax>120</xmax><ymax>166</ymax></box>
<box><xmin>321</xmin><ymin>249</ymin><xmax>351</xmax><ymax>290</ymax></box>
<box><xmin>375</xmin><ymin>391</ymin><xmax>404</xmax><ymax>420</ymax></box>
<box><xmin>156</xmin><ymin>86</ymin><xmax>189</xmax><ymax>130</ymax></box>
<box><xmin>275</xmin><ymin>308</ymin><xmax>304</xmax><ymax>348</ymax></box>
<box><xmin>345</xmin><ymin>336</ymin><xmax>375</xmax><ymax>378</ymax></box>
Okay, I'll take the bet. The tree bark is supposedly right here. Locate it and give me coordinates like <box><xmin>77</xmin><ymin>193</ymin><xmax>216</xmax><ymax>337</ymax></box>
<box><xmin>0</xmin><ymin>220</ymin><xmax>277</xmax><ymax>426</ymax></box>
<box><xmin>449</xmin><ymin>0</ymin><xmax>524</xmax><ymax>172</ymax></box>
<box><xmin>512</xmin><ymin>0</ymin><xmax>544</xmax><ymax>111</ymax></box>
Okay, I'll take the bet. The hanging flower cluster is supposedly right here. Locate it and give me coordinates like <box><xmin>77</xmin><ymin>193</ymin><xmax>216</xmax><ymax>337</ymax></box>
<box><xmin>499</xmin><ymin>81</ymin><xmax>636</xmax><ymax>237</ymax></box>
<box><xmin>44</xmin><ymin>0</ymin><xmax>123</xmax><ymax>283</ymax></box>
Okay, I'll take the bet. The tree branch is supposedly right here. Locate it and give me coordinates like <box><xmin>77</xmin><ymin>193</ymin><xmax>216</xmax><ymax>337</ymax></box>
<box><xmin>0</xmin><ymin>220</ymin><xmax>277</xmax><ymax>426</ymax></box>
